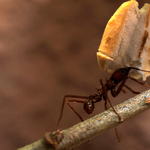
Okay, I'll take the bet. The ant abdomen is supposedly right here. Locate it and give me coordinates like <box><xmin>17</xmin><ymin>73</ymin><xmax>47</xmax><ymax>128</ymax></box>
<box><xmin>83</xmin><ymin>99</ymin><xmax>95</xmax><ymax>115</ymax></box>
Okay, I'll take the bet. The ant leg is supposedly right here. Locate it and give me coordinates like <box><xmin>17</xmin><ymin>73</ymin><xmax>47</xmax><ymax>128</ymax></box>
<box><xmin>106</xmin><ymin>97</ymin><xmax>122</xmax><ymax>121</ymax></box>
<box><xmin>101</xmin><ymin>85</ymin><xmax>121</xmax><ymax>142</ymax></box>
<box><xmin>104</xmin><ymin>100</ymin><xmax>108</xmax><ymax>110</ymax></box>
<box><xmin>103</xmin><ymin>99</ymin><xmax>120</xmax><ymax>142</ymax></box>
<box><xmin>100</xmin><ymin>80</ymin><xmax>122</xmax><ymax>121</ymax></box>
<box><xmin>124</xmin><ymin>84</ymin><xmax>140</xmax><ymax>94</ymax></box>
<box><xmin>121</xmin><ymin>88</ymin><xmax>126</xmax><ymax>93</ymax></box>
<box><xmin>56</xmin><ymin>95</ymin><xmax>89</xmax><ymax>130</ymax></box>
<box><xmin>116</xmin><ymin>85</ymin><xmax>126</xmax><ymax>93</ymax></box>
<box><xmin>114</xmin><ymin>128</ymin><xmax>121</xmax><ymax>142</ymax></box>
<box><xmin>111</xmin><ymin>77</ymin><xmax>128</xmax><ymax>97</ymax></box>
<box><xmin>123</xmin><ymin>77</ymin><xmax>150</xmax><ymax>95</ymax></box>
<box><xmin>129</xmin><ymin>77</ymin><xmax>150</xmax><ymax>87</ymax></box>
<box><xmin>66</xmin><ymin>99</ymin><xmax>84</xmax><ymax>121</ymax></box>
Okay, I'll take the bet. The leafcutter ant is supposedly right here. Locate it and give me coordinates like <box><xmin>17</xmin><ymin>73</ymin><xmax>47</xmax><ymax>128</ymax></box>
<box><xmin>56</xmin><ymin>67</ymin><xmax>150</xmax><ymax>129</ymax></box>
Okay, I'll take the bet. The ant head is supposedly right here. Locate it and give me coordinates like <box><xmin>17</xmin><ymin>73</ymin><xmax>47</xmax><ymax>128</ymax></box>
<box><xmin>111</xmin><ymin>67</ymin><xmax>132</xmax><ymax>81</ymax></box>
<box><xmin>111</xmin><ymin>67</ymin><xmax>150</xmax><ymax>82</ymax></box>
<box><xmin>83</xmin><ymin>99</ymin><xmax>95</xmax><ymax>115</ymax></box>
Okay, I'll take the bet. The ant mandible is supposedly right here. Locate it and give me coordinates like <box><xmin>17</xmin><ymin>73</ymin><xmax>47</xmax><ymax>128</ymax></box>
<box><xmin>56</xmin><ymin>67</ymin><xmax>150</xmax><ymax>129</ymax></box>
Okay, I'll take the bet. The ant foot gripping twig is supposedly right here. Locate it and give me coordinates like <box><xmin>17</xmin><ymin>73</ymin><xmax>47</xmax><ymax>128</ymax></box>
<box><xmin>45</xmin><ymin>130</ymin><xmax>64</xmax><ymax>149</ymax></box>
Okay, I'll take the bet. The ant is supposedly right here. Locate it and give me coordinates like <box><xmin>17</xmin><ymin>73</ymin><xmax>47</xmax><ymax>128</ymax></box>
<box><xmin>56</xmin><ymin>67</ymin><xmax>150</xmax><ymax>129</ymax></box>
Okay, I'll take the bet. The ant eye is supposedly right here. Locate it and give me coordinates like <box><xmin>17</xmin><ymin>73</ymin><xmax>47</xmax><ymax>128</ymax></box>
<box><xmin>121</xmin><ymin>69</ymin><xmax>125</xmax><ymax>73</ymax></box>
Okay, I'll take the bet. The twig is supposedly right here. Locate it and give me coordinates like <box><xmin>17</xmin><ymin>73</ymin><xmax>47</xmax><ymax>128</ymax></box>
<box><xmin>17</xmin><ymin>89</ymin><xmax>150</xmax><ymax>150</ymax></box>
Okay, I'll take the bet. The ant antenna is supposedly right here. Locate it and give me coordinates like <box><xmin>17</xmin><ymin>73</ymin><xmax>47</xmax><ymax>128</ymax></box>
<box><xmin>129</xmin><ymin>67</ymin><xmax>150</xmax><ymax>73</ymax></box>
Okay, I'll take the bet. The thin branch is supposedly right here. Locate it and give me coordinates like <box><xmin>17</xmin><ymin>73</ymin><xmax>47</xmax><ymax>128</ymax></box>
<box><xmin>17</xmin><ymin>89</ymin><xmax>150</xmax><ymax>150</ymax></box>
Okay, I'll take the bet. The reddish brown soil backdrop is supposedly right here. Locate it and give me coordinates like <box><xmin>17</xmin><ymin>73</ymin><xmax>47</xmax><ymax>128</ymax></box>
<box><xmin>0</xmin><ymin>0</ymin><xmax>150</xmax><ymax>150</ymax></box>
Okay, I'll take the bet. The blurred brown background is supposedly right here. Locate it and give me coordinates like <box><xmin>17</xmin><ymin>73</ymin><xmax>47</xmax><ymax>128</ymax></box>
<box><xmin>1</xmin><ymin>0</ymin><xmax>150</xmax><ymax>150</ymax></box>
